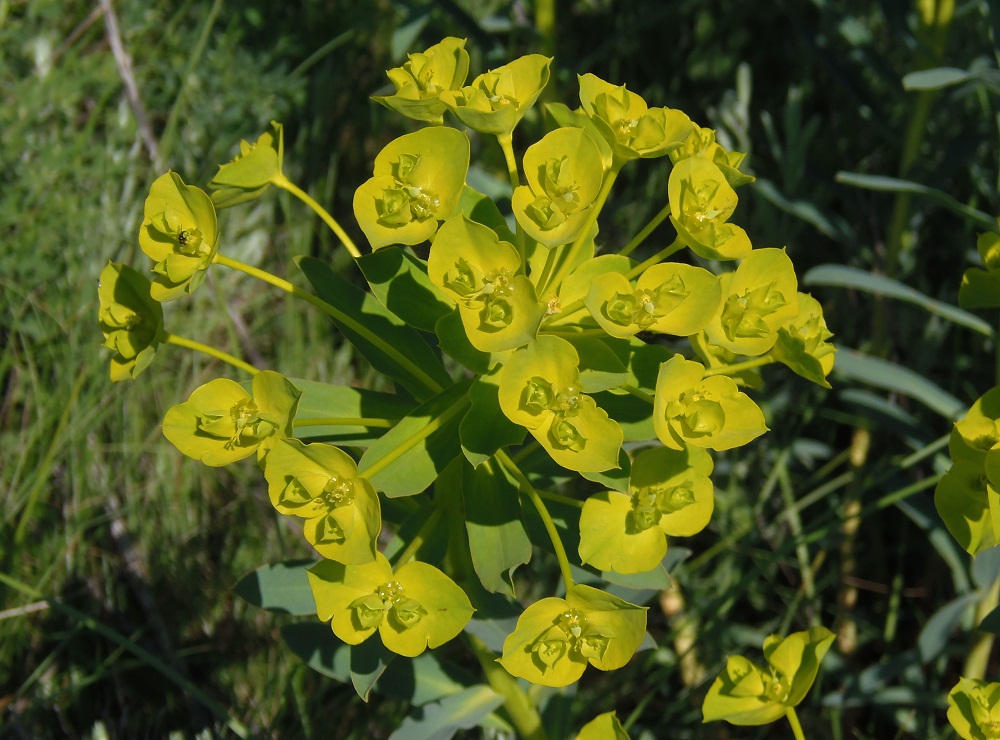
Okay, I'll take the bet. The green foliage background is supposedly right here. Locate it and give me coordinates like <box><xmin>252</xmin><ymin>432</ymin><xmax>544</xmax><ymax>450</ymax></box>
<box><xmin>2</xmin><ymin>0</ymin><xmax>999</xmax><ymax>736</ymax></box>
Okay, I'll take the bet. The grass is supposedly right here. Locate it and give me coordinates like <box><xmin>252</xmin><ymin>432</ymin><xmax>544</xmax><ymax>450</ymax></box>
<box><xmin>2</xmin><ymin>0</ymin><xmax>1000</xmax><ymax>737</ymax></box>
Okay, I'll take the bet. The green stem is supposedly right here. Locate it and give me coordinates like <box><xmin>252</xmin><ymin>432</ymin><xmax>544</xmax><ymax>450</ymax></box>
<box><xmin>212</xmin><ymin>252</ymin><xmax>443</xmax><ymax>397</ymax></box>
<box><xmin>163</xmin><ymin>332</ymin><xmax>260</xmax><ymax>375</ymax></box>
<box><xmin>496</xmin><ymin>450</ymin><xmax>574</xmax><ymax>593</ymax></box>
<box><xmin>541</xmin><ymin>161</ymin><xmax>624</xmax><ymax>296</ymax></box>
<box><xmin>497</xmin><ymin>132</ymin><xmax>529</xmax><ymax>272</ymax></box>
<box><xmin>537</xmin><ymin>488</ymin><xmax>584</xmax><ymax>509</ymax></box>
<box><xmin>497</xmin><ymin>133</ymin><xmax>521</xmax><ymax>192</ymax></box>
<box><xmin>785</xmin><ymin>705</ymin><xmax>807</xmax><ymax>740</ymax></box>
<box><xmin>619</xmin><ymin>202</ymin><xmax>672</xmax><ymax>258</ymax></box>
<box><xmin>466</xmin><ymin>634</ymin><xmax>547</xmax><ymax>740</ymax></box>
<box><xmin>272</xmin><ymin>174</ymin><xmax>362</xmax><ymax>259</ymax></box>
<box><xmin>360</xmin><ymin>396</ymin><xmax>470</xmax><ymax>480</ymax></box>
<box><xmin>626</xmin><ymin>236</ymin><xmax>684</xmax><ymax>280</ymax></box>
<box><xmin>0</xmin><ymin>572</ymin><xmax>249</xmax><ymax>738</ymax></box>
<box><xmin>392</xmin><ymin>507</ymin><xmax>444</xmax><ymax>567</ymax></box>
<box><xmin>702</xmin><ymin>354</ymin><xmax>774</xmax><ymax>377</ymax></box>
<box><xmin>619</xmin><ymin>384</ymin><xmax>655</xmax><ymax>405</ymax></box>
<box><xmin>293</xmin><ymin>417</ymin><xmax>396</xmax><ymax>428</ymax></box>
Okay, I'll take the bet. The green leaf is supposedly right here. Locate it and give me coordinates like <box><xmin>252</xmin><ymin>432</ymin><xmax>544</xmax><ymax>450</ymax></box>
<box><xmin>357</xmin><ymin>247</ymin><xmax>453</xmax><ymax>332</ymax></box>
<box><xmin>577</xmin><ymin>711</ymin><xmax>630</xmax><ymax>740</ymax></box>
<box><xmin>832</xmin><ymin>347</ymin><xmax>965</xmax><ymax>420</ymax></box>
<box><xmin>281</xmin><ymin>623</ymin><xmax>481</xmax><ymax>705</ymax></box>
<box><xmin>451</xmin><ymin>185</ymin><xmax>516</xmax><ymax>243</ymax></box>
<box><xmin>358</xmin><ymin>381</ymin><xmax>470</xmax><ymax>497</ymax></box>
<box><xmin>902</xmin><ymin>67</ymin><xmax>972</xmax><ymax>90</ymax></box>
<box><xmin>917</xmin><ymin>592</ymin><xmax>983</xmax><ymax>663</ymax></box>
<box><xmin>292</xmin><ymin>378</ymin><xmax>416</xmax><ymax>447</ymax></box>
<box><xmin>579</xmin><ymin>449</ymin><xmax>631</xmax><ymax>493</ymax></box>
<box><xmin>350</xmin><ymin>637</ymin><xmax>395</xmax><ymax>701</ymax></box>
<box><xmin>835</xmin><ymin>172</ymin><xmax>998</xmax><ymax>232</ymax></box>
<box><xmin>460</xmin><ymin>372</ymin><xmax>526</xmax><ymax>467</ymax></box>
<box><xmin>297</xmin><ymin>256</ymin><xmax>451</xmax><ymax>400</ymax></box>
<box><xmin>234</xmin><ymin>560</ymin><xmax>316</xmax><ymax>615</ymax></box>
<box><xmin>561</xmin><ymin>337</ymin><xmax>628</xmax><ymax>394</ymax></box>
<box><xmin>463</xmin><ymin>460</ymin><xmax>532</xmax><ymax>597</ymax></box>
<box><xmin>804</xmin><ymin>264</ymin><xmax>994</xmax><ymax>337</ymax></box>
<box><xmin>960</xmin><ymin>267</ymin><xmax>1000</xmax><ymax>310</ymax></box>
<box><xmin>435</xmin><ymin>308</ymin><xmax>500</xmax><ymax>374</ymax></box>
<box><xmin>389</xmin><ymin>685</ymin><xmax>505</xmax><ymax>740</ymax></box>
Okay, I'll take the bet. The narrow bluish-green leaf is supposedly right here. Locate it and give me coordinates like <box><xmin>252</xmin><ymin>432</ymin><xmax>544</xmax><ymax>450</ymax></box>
<box><xmin>902</xmin><ymin>67</ymin><xmax>972</xmax><ymax>90</ymax></box>
<box><xmin>358</xmin><ymin>381</ymin><xmax>471</xmax><ymax>497</ymax></box>
<box><xmin>350</xmin><ymin>637</ymin><xmax>395</xmax><ymax>701</ymax></box>
<box><xmin>463</xmin><ymin>460</ymin><xmax>532</xmax><ymax>597</ymax></box>
<box><xmin>832</xmin><ymin>347</ymin><xmax>965</xmax><ymax>420</ymax></box>
<box><xmin>917</xmin><ymin>592</ymin><xmax>982</xmax><ymax>663</ymax></box>
<box><xmin>388</xmin><ymin>685</ymin><xmax>506</xmax><ymax>740</ymax></box>
<box><xmin>835</xmin><ymin>172</ymin><xmax>997</xmax><ymax>232</ymax></box>
<box><xmin>804</xmin><ymin>264</ymin><xmax>993</xmax><ymax>337</ymax></box>
<box><xmin>357</xmin><ymin>247</ymin><xmax>453</xmax><ymax>332</ymax></box>
<box><xmin>460</xmin><ymin>373</ymin><xmax>526</xmax><ymax>467</ymax></box>
<box><xmin>753</xmin><ymin>179</ymin><xmax>849</xmax><ymax>240</ymax></box>
<box><xmin>281</xmin><ymin>623</ymin><xmax>481</xmax><ymax>705</ymax></box>
<box><xmin>292</xmin><ymin>378</ymin><xmax>415</xmax><ymax>446</ymax></box>
<box><xmin>234</xmin><ymin>560</ymin><xmax>316</xmax><ymax>615</ymax></box>
<box><xmin>297</xmin><ymin>256</ymin><xmax>452</xmax><ymax>399</ymax></box>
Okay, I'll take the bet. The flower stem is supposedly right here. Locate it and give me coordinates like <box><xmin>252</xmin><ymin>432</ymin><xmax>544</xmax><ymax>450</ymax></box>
<box><xmin>272</xmin><ymin>173</ymin><xmax>362</xmax><ymax>259</ymax></box>
<box><xmin>702</xmin><ymin>354</ymin><xmax>774</xmax><ymax>377</ymax></box>
<box><xmin>540</xmin><ymin>160</ymin><xmax>623</xmax><ymax>296</ymax></box>
<box><xmin>785</xmin><ymin>706</ymin><xmax>807</xmax><ymax>740</ymax></box>
<box><xmin>163</xmin><ymin>333</ymin><xmax>260</xmax><ymax>375</ymax></box>
<box><xmin>498</xmin><ymin>132</ymin><xmax>531</xmax><ymax>274</ymax></box>
<box><xmin>626</xmin><ymin>235</ymin><xmax>684</xmax><ymax>280</ymax></box>
<box><xmin>465</xmin><ymin>634</ymin><xmax>547</xmax><ymax>740</ymax></box>
<box><xmin>391</xmin><ymin>507</ymin><xmax>444</xmax><ymax>567</ymax></box>
<box><xmin>496</xmin><ymin>450</ymin><xmax>574</xmax><ymax>593</ymax></box>
<box><xmin>619</xmin><ymin>384</ymin><xmax>655</xmax><ymax>405</ymax></box>
<box><xmin>293</xmin><ymin>417</ymin><xmax>396</xmax><ymax>428</ymax></box>
<box><xmin>212</xmin><ymin>252</ymin><xmax>443</xmax><ymax>397</ymax></box>
<box><xmin>619</xmin><ymin>201</ymin><xmax>671</xmax><ymax>258</ymax></box>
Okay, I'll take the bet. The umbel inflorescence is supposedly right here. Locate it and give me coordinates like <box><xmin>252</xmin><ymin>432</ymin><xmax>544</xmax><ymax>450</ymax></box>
<box><xmin>101</xmin><ymin>36</ymin><xmax>836</xmax><ymax>718</ymax></box>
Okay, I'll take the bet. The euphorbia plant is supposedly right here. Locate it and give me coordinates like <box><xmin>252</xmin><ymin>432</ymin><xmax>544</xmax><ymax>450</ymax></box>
<box><xmin>101</xmin><ymin>37</ymin><xmax>837</xmax><ymax>736</ymax></box>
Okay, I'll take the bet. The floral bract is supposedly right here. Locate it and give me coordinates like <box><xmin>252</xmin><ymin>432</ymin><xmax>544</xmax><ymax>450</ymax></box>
<box><xmin>585</xmin><ymin>262</ymin><xmax>721</xmax><ymax>339</ymax></box>
<box><xmin>668</xmin><ymin>156</ymin><xmax>751</xmax><ymax>261</ymax></box>
<box><xmin>512</xmin><ymin>127</ymin><xmax>605</xmax><ymax>247</ymax></box>
<box><xmin>702</xmin><ymin>626</ymin><xmax>834</xmax><ymax>726</ymax></box>
<box><xmin>498</xmin><ymin>335</ymin><xmax>623</xmax><ymax>472</ymax></box>
<box><xmin>308</xmin><ymin>553</ymin><xmax>474</xmax><ymax>657</ymax></box>
<box><xmin>772</xmin><ymin>292</ymin><xmax>836</xmax><ymax>387</ymax></box>
<box><xmin>428</xmin><ymin>215</ymin><xmax>543</xmax><ymax>353</ymax></box>
<box><xmin>98</xmin><ymin>262</ymin><xmax>165</xmax><ymax>382</ymax></box>
<box><xmin>372</xmin><ymin>37</ymin><xmax>470</xmax><ymax>124</ymax></box>
<box><xmin>209</xmin><ymin>121</ymin><xmax>284</xmax><ymax>208</ymax></box>
<box><xmin>499</xmin><ymin>584</ymin><xmax>646</xmax><ymax>687</ymax></box>
<box><xmin>139</xmin><ymin>171</ymin><xmax>219</xmax><ymax>301</ymax></box>
<box><xmin>578</xmin><ymin>73</ymin><xmax>693</xmax><ymax>162</ymax></box>
<box><xmin>654</xmin><ymin>354</ymin><xmax>767</xmax><ymax>451</ymax></box>
<box><xmin>263</xmin><ymin>439</ymin><xmax>380</xmax><ymax>564</ymax></box>
<box><xmin>353</xmin><ymin>127</ymin><xmax>470</xmax><ymax>250</ymax></box>
<box><xmin>948</xmin><ymin>677</ymin><xmax>1000</xmax><ymax>740</ymax></box>
<box><xmin>670</xmin><ymin>124</ymin><xmax>755</xmax><ymax>188</ymax></box>
<box><xmin>703</xmin><ymin>248</ymin><xmax>801</xmax><ymax>357</ymax></box>
<box><xmin>577</xmin><ymin>712</ymin><xmax>630</xmax><ymax>740</ymax></box>
<box><xmin>579</xmin><ymin>445</ymin><xmax>714</xmax><ymax>574</ymax></box>
<box><xmin>440</xmin><ymin>54</ymin><xmax>551</xmax><ymax>136</ymax></box>
<box><xmin>936</xmin><ymin>392</ymin><xmax>1000</xmax><ymax>555</ymax></box>
<box><xmin>161</xmin><ymin>371</ymin><xmax>300</xmax><ymax>467</ymax></box>
<box><xmin>959</xmin><ymin>220</ymin><xmax>1000</xmax><ymax>310</ymax></box>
